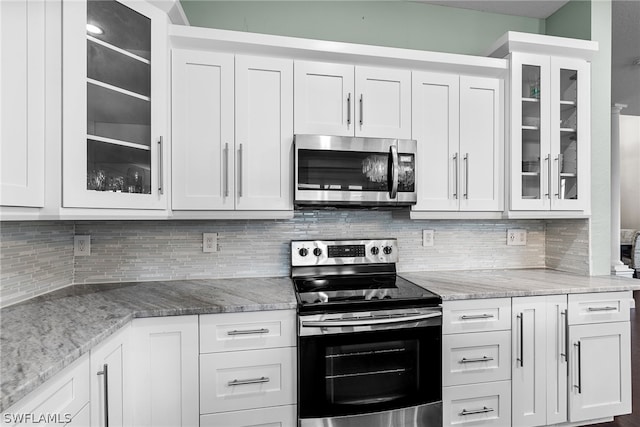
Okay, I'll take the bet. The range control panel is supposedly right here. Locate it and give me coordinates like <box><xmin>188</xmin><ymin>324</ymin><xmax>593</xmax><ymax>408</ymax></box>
<box><xmin>291</xmin><ymin>239</ymin><xmax>398</xmax><ymax>267</ymax></box>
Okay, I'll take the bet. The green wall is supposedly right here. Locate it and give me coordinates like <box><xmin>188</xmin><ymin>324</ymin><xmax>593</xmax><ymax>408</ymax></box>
<box><xmin>180</xmin><ymin>1</ymin><xmax>545</xmax><ymax>56</ymax></box>
<box><xmin>546</xmin><ymin>0</ymin><xmax>591</xmax><ymax>40</ymax></box>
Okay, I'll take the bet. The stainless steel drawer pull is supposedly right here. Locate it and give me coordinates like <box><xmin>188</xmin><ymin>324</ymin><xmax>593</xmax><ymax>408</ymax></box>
<box><xmin>460</xmin><ymin>407</ymin><xmax>494</xmax><ymax>416</ymax></box>
<box><xmin>587</xmin><ymin>306</ymin><xmax>618</xmax><ymax>312</ymax></box>
<box><xmin>227</xmin><ymin>328</ymin><xmax>270</xmax><ymax>336</ymax></box>
<box><xmin>460</xmin><ymin>356</ymin><xmax>494</xmax><ymax>364</ymax></box>
<box><xmin>460</xmin><ymin>314</ymin><xmax>494</xmax><ymax>320</ymax></box>
<box><xmin>228</xmin><ymin>376</ymin><xmax>270</xmax><ymax>386</ymax></box>
<box><xmin>97</xmin><ymin>364</ymin><xmax>109</xmax><ymax>427</ymax></box>
<box><xmin>347</xmin><ymin>93</ymin><xmax>351</xmax><ymax>125</ymax></box>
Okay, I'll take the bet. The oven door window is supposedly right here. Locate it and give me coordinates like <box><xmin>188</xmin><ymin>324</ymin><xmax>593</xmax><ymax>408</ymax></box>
<box><xmin>299</xmin><ymin>326</ymin><xmax>441</xmax><ymax>418</ymax></box>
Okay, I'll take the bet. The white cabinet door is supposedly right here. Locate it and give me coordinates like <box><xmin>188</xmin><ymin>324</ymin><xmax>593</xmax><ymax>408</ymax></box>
<box><xmin>62</xmin><ymin>0</ymin><xmax>168</xmax><ymax>210</ymax></box>
<box><xmin>355</xmin><ymin>66</ymin><xmax>411</xmax><ymax>139</ymax></box>
<box><xmin>411</xmin><ymin>71</ymin><xmax>460</xmax><ymax>211</ymax></box>
<box><xmin>90</xmin><ymin>324</ymin><xmax>131</xmax><ymax>427</ymax></box>
<box><xmin>130</xmin><ymin>315</ymin><xmax>199</xmax><ymax>427</ymax></box>
<box><xmin>568</xmin><ymin>322</ymin><xmax>632</xmax><ymax>422</ymax></box>
<box><xmin>294</xmin><ymin>60</ymin><xmax>354</xmax><ymax>136</ymax></box>
<box><xmin>172</xmin><ymin>49</ymin><xmax>234</xmax><ymax>210</ymax></box>
<box><xmin>0</xmin><ymin>0</ymin><xmax>45</xmax><ymax>207</ymax></box>
<box><xmin>512</xmin><ymin>296</ymin><xmax>547</xmax><ymax>427</ymax></box>
<box><xmin>235</xmin><ymin>55</ymin><xmax>293</xmax><ymax>211</ymax></box>
<box><xmin>459</xmin><ymin>76</ymin><xmax>502</xmax><ymax>212</ymax></box>
<box><xmin>545</xmin><ymin>295</ymin><xmax>568</xmax><ymax>425</ymax></box>
<box><xmin>200</xmin><ymin>404</ymin><xmax>296</xmax><ymax>427</ymax></box>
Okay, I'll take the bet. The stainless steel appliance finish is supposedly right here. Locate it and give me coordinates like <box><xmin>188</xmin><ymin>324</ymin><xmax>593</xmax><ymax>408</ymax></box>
<box><xmin>294</xmin><ymin>134</ymin><xmax>417</xmax><ymax>207</ymax></box>
<box><xmin>299</xmin><ymin>402</ymin><xmax>442</xmax><ymax>427</ymax></box>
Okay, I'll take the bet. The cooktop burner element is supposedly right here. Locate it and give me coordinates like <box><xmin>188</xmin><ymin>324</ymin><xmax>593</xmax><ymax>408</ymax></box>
<box><xmin>291</xmin><ymin>239</ymin><xmax>440</xmax><ymax>313</ymax></box>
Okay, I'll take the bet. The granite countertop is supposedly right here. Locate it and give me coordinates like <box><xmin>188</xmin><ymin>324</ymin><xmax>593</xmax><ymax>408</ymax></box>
<box><xmin>0</xmin><ymin>277</ymin><xmax>296</xmax><ymax>413</ymax></box>
<box><xmin>401</xmin><ymin>269</ymin><xmax>640</xmax><ymax>300</ymax></box>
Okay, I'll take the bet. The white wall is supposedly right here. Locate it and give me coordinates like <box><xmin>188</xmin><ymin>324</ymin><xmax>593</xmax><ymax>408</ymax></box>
<box><xmin>620</xmin><ymin>115</ymin><xmax>640</xmax><ymax>230</ymax></box>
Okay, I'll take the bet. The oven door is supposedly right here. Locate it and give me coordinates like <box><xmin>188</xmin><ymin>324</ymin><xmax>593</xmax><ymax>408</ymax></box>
<box><xmin>298</xmin><ymin>309</ymin><xmax>441</xmax><ymax>425</ymax></box>
<box><xmin>294</xmin><ymin>134</ymin><xmax>417</xmax><ymax>206</ymax></box>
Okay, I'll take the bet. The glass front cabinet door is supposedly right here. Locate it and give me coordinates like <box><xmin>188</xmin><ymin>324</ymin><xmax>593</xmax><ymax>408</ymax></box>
<box><xmin>62</xmin><ymin>0</ymin><xmax>168</xmax><ymax>209</ymax></box>
<box><xmin>510</xmin><ymin>52</ymin><xmax>590</xmax><ymax>212</ymax></box>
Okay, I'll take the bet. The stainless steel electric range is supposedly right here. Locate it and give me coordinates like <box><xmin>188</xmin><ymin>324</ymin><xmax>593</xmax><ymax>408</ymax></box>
<box><xmin>291</xmin><ymin>239</ymin><xmax>443</xmax><ymax>427</ymax></box>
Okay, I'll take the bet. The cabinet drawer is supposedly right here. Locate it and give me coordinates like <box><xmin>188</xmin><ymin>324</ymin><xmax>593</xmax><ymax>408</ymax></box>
<box><xmin>443</xmin><ymin>381</ymin><xmax>511</xmax><ymax>427</ymax></box>
<box><xmin>200</xmin><ymin>310</ymin><xmax>295</xmax><ymax>353</ymax></box>
<box><xmin>568</xmin><ymin>291</ymin><xmax>632</xmax><ymax>325</ymax></box>
<box><xmin>200</xmin><ymin>404</ymin><xmax>296</xmax><ymax>427</ymax></box>
<box><xmin>443</xmin><ymin>298</ymin><xmax>511</xmax><ymax>334</ymax></box>
<box><xmin>200</xmin><ymin>347</ymin><xmax>296</xmax><ymax>414</ymax></box>
<box><xmin>442</xmin><ymin>331</ymin><xmax>511</xmax><ymax>386</ymax></box>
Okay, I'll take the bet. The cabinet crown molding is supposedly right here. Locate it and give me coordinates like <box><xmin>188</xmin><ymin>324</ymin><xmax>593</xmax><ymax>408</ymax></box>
<box><xmin>487</xmin><ymin>31</ymin><xmax>599</xmax><ymax>61</ymax></box>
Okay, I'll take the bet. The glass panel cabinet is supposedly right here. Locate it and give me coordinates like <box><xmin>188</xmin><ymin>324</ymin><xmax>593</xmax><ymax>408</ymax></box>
<box><xmin>510</xmin><ymin>52</ymin><xmax>590</xmax><ymax>212</ymax></box>
<box><xmin>63</xmin><ymin>0</ymin><xmax>168</xmax><ymax>209</ymax></box>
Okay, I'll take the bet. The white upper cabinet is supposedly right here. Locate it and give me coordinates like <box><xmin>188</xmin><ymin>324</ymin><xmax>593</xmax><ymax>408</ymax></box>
<box><xmin>172</xmin><ymin>50</ymin><xmax>293</xmax><ymax>211</ymax></box>
<box><xmin>294</xmin><ymin>60</ymin><xmax>411</xmax><ymax>139</ymax></box>
<box><xmin>412</xmin><ymin>72</ymin><xmax>502</xmax><ymax>212</ymax></box>
<box><xmin>62</xmin><ymin>0</ymin><xmax>169</xmax><ymax>210</ymax></box>
<box><xmin>0</xmin><ymin>0</ymin><xmax>45</xmax><ymax>207</ymax></box>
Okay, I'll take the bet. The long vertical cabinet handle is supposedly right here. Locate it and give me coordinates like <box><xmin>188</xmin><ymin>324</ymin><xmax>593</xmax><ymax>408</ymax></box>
<box><xmin>359</xmin><ymin>94</ymin><xmax>364</xmax><ymax>126</ymax></box>
<box><xmin>453</xmin><ymin>153</ymin><xmax>459</xmax><ymax>199</ymax></box>
<box><xmin>157</xmin><ymin>137</ymin><xmax>164</xmax><ymax>194</ymax></box>
<box><xmin>223</xmin><ymin>143</ymin><xmax>229</xmax><ymax>197</ymax></box>
<box><xmin>574</xmin><ymin>341</ymin><xmax>582</xmax><ymax>393</ymax></box>
<box><xmin>554</xmin><ymin>154</ymin><xmax>563</xmax><ymax>198</ymax></box>
<box><xmin>560</xmin><ymin>309</ymin><xmax>568</xmax><ymax>362</ymax></box>
<box><xmin>347</xmin><ymin>93</ymin><xmax>351</xmax><ymax>125</ymax></box>
<box><xmin>463</xmin><ymin>153</ymin><xmax>469</xmax><ymax>199</ymax></box>
<box><xmin>97</xmin><ymin>364</ymin><xmax>109</xmax><ymax>427</ymax></box>
<box><xmin>545</xmin><ymin>155</ymin><xmax>551</xmax><ymax>199</ymax></box>
<box><xmin>238</xmin><ymin>144</ymin><xmax>243</xmax><ymax>198</ymax></box>
<box><xmin>517</xmin><ymin>313</ymin><xmax>524</xmax><ymax>367</ymax></box>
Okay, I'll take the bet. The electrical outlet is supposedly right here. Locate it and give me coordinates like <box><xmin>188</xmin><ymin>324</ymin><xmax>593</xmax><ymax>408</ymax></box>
<box><xmin>203</xmin><ymin>233</ymin><xmax>217</xmax><ymax>253</ymax></box>
<box><xmin>507</xmin><ymin>229</ymin><xmax>527</xmax><ymax>246</ymax></box>
<box><xmin>422</xmin><ymin>229</ymin><xmax>434</xmax><ymax>247</ymax></box>
<box><xmin>74</xmin><ymin>235</ymin><xmax>91</xmax><ymax>256</ymax></box>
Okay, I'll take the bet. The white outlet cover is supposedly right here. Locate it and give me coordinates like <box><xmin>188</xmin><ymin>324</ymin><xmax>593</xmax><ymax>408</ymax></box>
<box><xmin>203</xmin><ymin>233</ymin><xmax>217</xmax><ymax>253</ymax></box>
<box><xmin>423</xmin><ymin>230</ymin><xmax>435</xmax><ymax>247</ymax></box>
<box><xmin>507</xmin><ymin>229</ymin><xmax>527</xmax><ymax>246</ymax></box>
<box><xmin>74</xmin><ymin>235</ymin><xmax>91</xmax><ymax>256</ymax></box>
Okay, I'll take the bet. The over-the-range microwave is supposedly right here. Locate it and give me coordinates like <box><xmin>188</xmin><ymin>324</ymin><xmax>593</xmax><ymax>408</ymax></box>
<box><xmin>294</xmin><ymin>134</ymin><xmax>417</xmax><ymax>208</ymax></box>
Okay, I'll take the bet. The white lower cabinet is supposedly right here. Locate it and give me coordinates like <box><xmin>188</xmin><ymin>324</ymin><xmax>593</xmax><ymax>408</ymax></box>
<box><xmin>443</xmin><ymin>380</ymin><xmax>511</xmax><ymax>426</ymax></box>
<box><xmin>199</xmin><ymin>310</ymin><xmax>296</xmax><ymax>426</ymax></box>
<box><xmin>130</xmin><ymin>315</ymin><xmax>199</xmax><ymax>427</ymax></box>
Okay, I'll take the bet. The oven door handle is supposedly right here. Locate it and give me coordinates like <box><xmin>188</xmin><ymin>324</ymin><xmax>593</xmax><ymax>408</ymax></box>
<box><xmin>301</xmin><ymin>311</ymin><xmax>442</xmax><ymax>328</ymax></box>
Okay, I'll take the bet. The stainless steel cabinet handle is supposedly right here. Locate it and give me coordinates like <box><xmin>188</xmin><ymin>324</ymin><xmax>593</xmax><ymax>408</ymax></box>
<box><xmin>453</xmin><ymin>153</ymin><xmax>459</xmax><ymax>199</ymax></box>
<box><xmin>158</xmin><ymin>136</ymin><xmax>164</xmax><ymax>195</ymax></box>
<box><xmin>228</xmin><ymin>376</ymin><xmax>270</xmax><ymax>386</ymax></box>
<box><xmin>227</xmin><ymin>328</ymin><xmax>269</xmax><ymax>336</ymax></box>
<box><xmin>359</xmin><ymin>94</ymin><xmax>363</xmax><ymax>126</ymax></box>
<box><xmin>587</xmin><ymin>306</ymin><xmax>618</xmax><ymax>312</ymax></box>
<box><xmin>555</xmin><ymin>155</ymin><xmax>562</xmax><ymax>198</ymax></box>
<box><xmin>463</xmin><ymin>153</ymin><xmax>469</xmax><ymax>199</ymax></box>
<box><xmin>223</xmin><ymin>143</ymin><xmax>229</xmax><ymax>197</ymax></box>
<box><xmin>460</xmin><ymin>407</ymin><xmax>494</xmax><ymax>416</ymax></box>
<box><xmin>97</xmin><ymin>364</ymin><xmax>109</xmax><ymax>427</ymax></box>
<box><xmin>238</xmin><ymin>144</ymin><xmax>243</xmax><ymax>197</ymax></box>
<box><xmin>560</xmin><ymin>309</ymin><xmax>568</xmax><ymax>362</ymax></box>
<box><xmin>545</xmin><ymin>155</ymin><xmax>551</xmax><ymax>199</ymax></box>
<box><xmin>460</xmin><ymin>356</ymin><xmax>494</xmax><ymax>364</ymax></box>
<box><xmin>389</xmin><ymin>145</ymin><xmax>399</xmax><ymax>199</ymax></box>
<box><xmin>460</xmin><ymin>314</ymin><xmax>494</xmax><ymax>320</ymax></box>
<box><xmin>517</xmin><ymin>313</ymin><xmax>524</xmax><ymax>367</ymax></box>
<box><xmin>574</xmin><ymin>342</ymin><xmax>582</xmax><ymax>393</ymax></box>
<box><xmin>347</xmin><ymin>93</ymin><xmax>351</xmax><ymax>125</ymax></box>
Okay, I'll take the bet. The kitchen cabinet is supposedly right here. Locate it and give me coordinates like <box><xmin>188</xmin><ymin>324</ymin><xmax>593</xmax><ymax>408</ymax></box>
<box><xmin>172</xmin><ymin>50</ymin><xmax>293</xmax><ymax>212</ymax></box>
<box><xmin>567</xmin><ymin>292</ymin><xmax>632</xmax><ymax>422</ymax></box>
<box><xmin>62</xmin><ymin>0</ymin><xmax>169</xmax><ymax>210</ymax></box>
<box><xmin>511</xmin><ymin>295</ymin><xmax>568</xmax><ymax>427</ymax></box>
<box><xmin>199</xmin><ymin>310</ymin><xmax>296</xmax><ymax>426</ymax></box>
<box><xmin>130</xmin><ymin>315</ymin><xmax>199</xmax><ymax>427</ymax></box>
<box><xmin>294</xmin><ymin>60</ymin><xmax>411</xmax><ymax>139</ymax></box>
<box><xmin>90</xmin><ymin>323</ymin><xmax>131</xmax><ymax>427</ymax></box>
<box><xmin>412</xmin><ymin>72</ymin><xmax>502</xmax><ymax>212</ymax></box>
<box><xmin>0</xmin><ymin>0</ymin><xmax>45</xmax><ymax>207</ymax></box>
<box><xmin>0</xmin><ymin>354</ymin><xmax>90</xmax><ymax>427</ymax></box>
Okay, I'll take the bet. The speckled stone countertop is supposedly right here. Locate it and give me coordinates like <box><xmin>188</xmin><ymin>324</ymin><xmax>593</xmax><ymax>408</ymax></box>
<box><xmin>0</xmin><ymin>277</ymin><xmax>296</xmax><ymax>413</ymax></box>
<box><xmin>401</xmin><ymin>269</ymin><xmax>640</xmax><ymax>300</ymax></box>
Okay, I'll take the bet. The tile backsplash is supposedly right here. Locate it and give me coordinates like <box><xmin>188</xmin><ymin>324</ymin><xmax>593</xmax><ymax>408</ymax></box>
<box><xmin>0</xmin><ymin>212</ymin><xmax>591</xmax><ymax>307</ymax></box>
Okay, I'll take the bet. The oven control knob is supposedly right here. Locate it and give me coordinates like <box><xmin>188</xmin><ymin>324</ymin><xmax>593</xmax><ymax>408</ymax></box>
<box><xmin>313</xmin><ymin>248</ymin><xmax>323</xmax><ymax>257</ymax></box>
<box><xmin>383</xmin><ymin>246</ymin><xmax>393</xmax><ymax>255</ymax></box>
<box><xmin>298</xmin><ymin>248</ymin><xmax>309</xmax><ymax>257</ymax></box>
<box><xmin>370</xmin><ymin>247</ymin><xmax>380</xmax><ymax>255</ymax></box>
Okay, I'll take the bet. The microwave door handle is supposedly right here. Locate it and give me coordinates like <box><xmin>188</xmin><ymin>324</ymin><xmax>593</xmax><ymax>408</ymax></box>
<box><xmin>389</xmin><ymin>145</ymin><xmax>399</xmax><ymax>199</ymax></box>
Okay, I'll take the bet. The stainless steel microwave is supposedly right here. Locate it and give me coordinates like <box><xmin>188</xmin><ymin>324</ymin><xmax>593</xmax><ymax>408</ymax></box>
<box><xmin>294</xmin><ymin>134</ymin><xmax>417</xmax><ymax>207</ymax></box>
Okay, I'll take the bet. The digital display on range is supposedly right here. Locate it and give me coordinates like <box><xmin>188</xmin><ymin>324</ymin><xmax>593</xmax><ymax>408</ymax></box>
<box><xmin>327</xmin><ymin>245</ymin><xmax>366</xmax><ymax>258</ymax></box>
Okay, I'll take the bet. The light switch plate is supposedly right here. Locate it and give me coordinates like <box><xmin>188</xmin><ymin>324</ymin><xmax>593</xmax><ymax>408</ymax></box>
<box><xmin>423</xmin><ymin>230</ymin><xmax>434</xmax><ymax>247</ymax></box>
<box><xmin>74</xmin><ymin>235</ymin><xmax>91</xmax><ymax>256</ymax></box>
<box><xmin>507</xmin><ymin>229</ymin><xmax>527</xmax><ymax>246</ymax></box>
<box><xmin>203</xmin><ymin>233</ymin><xmax>217</xmax><ymax>253</ymax></box>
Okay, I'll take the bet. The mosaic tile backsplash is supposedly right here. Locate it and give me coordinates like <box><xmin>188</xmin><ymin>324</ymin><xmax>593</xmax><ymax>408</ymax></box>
<box><xmin>0</xmin><ymin>212</ymin><xmax>591</xmax><ymax>307</ymax></box>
